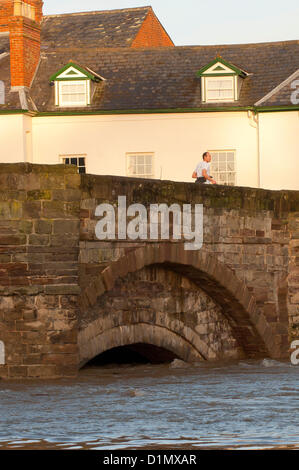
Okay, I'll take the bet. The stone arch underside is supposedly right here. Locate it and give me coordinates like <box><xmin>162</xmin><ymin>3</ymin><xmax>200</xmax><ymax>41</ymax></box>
<box><xmin>79</xmin><ymin>324</ymin><xmax>207</xmax><ymax>368</ymax></box>
<box><xmin>79</xmin><ymin>244</ymin><xmax>277</xmax><ymax>366</ymax></box>
<box><xmin>79</xmin><ymin>264</ymin><xmax>246</xmax><ymax>367</ymax></box>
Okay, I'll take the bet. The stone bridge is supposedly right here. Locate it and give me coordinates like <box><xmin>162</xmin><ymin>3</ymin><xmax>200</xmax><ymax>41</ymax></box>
<box><xmin>0</xmin><ymin>163</ymin><xmax>298</xmax><ymax>379</ymax></box>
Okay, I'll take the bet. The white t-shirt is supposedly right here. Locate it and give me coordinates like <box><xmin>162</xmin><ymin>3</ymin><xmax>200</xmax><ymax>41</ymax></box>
<box><xmin>195</xmin><ymin>161</ymin><xmax>211</xmax><ymax>184</ymax></box>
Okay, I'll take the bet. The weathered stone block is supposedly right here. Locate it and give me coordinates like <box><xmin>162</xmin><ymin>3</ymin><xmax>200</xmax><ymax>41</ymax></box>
<box><xmin>27</xmin><ymin>365</ymin><xmax>57</xmax><ymax>378</ymax></box>
<box><xmin>42</xmin><ymin>201</ymin><xmax>65</xmax><ymax>218</ymax></box>
<box><xmin>44</xmin><ymin>285</ymin><xmax>81</xmax><ymax>295</ymax></box>
<box><xmin>23</xmin><ymin>354</ymin><xmax>43</xmax><ymax>365</ymax></box>
<box><xmin>65</xmin><ymin>174</ymin><xmax>81</xmax><ymax>190</ymax></box>
<box><xmin>29</xmin><ymin>234</ymin><xmax>50</xmax><ymax>246</ymax></box>
<box><xmin>22</xmin><ymin>201</ymin><xmax>42</xmax><ymax>218</ymax></box>
<box><xmin>35</xmin><ymin>220</ymin><xmax>52</xmax><ymax>234</ymax></box>
<box><xmin>0</xmin><ymin>201</ymin><xmax>22</xmax><ymax>219</ymax></box>
<box><xmin>40</xmin><ymin>174</ymin><xmax>65</xmax><ymax>190</ymax></box>
<box><xmin>19</xmin><ymin>220</ymin><xmax>33</xmax><ymax>234</ymax></box>
<box><xmin>49</xmin><ymin>235</ymin><xmax>78</xmax><ymax>247</ymax></box>
<box><xmin>52</xmin><ymin>189</ymin><xmax>81</xmax><ymax>202</ymax></box>
<box><xmin>53</xmin><ymin>220</ymin><xmax>80</xmax><ymax>234</ymax></box>
<box><xmin>42</xmin><ymin>354</ymin><xmax>77</xmax><ymax>365</ymax></box>
<box><xmin>0</xmin><ymin>234</ymin><xmax>26</xmax><ymax>245</ymax></box>
<box><xmin>48</xmin><ymin>329</ymin><xmax>77</xmax><ymax>344</ymax></box>
<box><xmin>8</xmin><ymin>366</ymin><xmax>28</xmax><ymax>378</ymax></box>
<box><xmin>27</xmin><ymin>190</ymin><xmax>51</xmax><ymax>201</ymax></box>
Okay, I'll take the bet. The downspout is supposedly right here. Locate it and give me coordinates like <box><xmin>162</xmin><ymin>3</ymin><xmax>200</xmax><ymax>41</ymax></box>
<box><xmin>247</xmin><ymin>110</ymin><xmax>261</xmax><ymax>188</ymax></box>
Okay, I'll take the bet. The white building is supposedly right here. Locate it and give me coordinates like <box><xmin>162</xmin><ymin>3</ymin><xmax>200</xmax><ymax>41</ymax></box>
<box><xmin>0</xmin><ymin>1</ymin><xmax>298</xmax><ymax>190</ymax></box>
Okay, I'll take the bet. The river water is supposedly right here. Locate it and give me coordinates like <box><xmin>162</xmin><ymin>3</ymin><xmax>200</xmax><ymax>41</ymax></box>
<box><xmin>0</xmin><ymin>359</ymin><xmax>298</xmax><ymax>450</ymax></box>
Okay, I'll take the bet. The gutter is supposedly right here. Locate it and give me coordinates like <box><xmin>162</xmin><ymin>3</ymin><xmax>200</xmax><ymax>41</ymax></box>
<box><xmin>255</xmin><ymin>105</ymin><xmax>299</xmax><ymax>112</ymax></box>
<box><xmin>31</xmin><ymin>106</ymin><xmax>256</xmax><ymax>117</ymax></box>
<box><xmin>0</xmin><ymin>105</ymin><xmax>298</xmax><ymax>117</ymax></box>
<box><xmin>0</xmin><ymin>109</ymin><xmax>36</xmax><ymax>116</ymax></box>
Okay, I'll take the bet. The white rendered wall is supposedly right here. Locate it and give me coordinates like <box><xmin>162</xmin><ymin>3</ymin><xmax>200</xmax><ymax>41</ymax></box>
<box><xmin>259</xmin><ymin>111</ymin><xmax>299</xmax><ymax>190</ymax></box>
<box><xmin>3</xmin><ymin>111</ymin><xmax>298</xmax><ymax>190</ymax></box>
<box><xmin>23</xmin><ymin>114</ymin><xmax>33</xmax><ymax>163</ymax></box>
<box><xmin>32</xmin><ymin>112</ymin><xmax>259</xmax><ymax>187</ymax></box>
<box><xmin>0</xmin><ymin>114</ymin><xmax>28</xmax><ymax>163</ymax></box>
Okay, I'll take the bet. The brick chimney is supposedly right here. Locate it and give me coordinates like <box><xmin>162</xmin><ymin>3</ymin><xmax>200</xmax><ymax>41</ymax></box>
<box><xmin>8</xmin><ymin>0</ymin><xmax>43</xmax><ymax>88</ymax></box>
<box><xmin>0</xmin><ymin>1</ymin><xmax>14</xmax><ymax>32</ymax></box>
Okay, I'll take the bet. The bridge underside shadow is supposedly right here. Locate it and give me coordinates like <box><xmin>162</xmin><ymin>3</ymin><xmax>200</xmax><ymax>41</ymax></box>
<box><xmin>86</xmin><ymin>343</ymin><xmax>178</xmax><ymax>366</ymax></box>
<box><xmin>78</xmin><ymin>244</ymin><xmax>279</xmax><ymax>368</ymax></box>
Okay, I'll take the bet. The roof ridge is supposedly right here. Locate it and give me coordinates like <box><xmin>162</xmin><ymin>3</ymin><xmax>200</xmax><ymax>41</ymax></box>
<box><xmin>43</xmin><ymin>6</ymin><xmax>152</xmax><ymax>20</ymax></box>
<box><xmin>255</xmin><ymin>68</ymin><xmax>299</xmax><ymax>106</ymax></box>
<box><xmin>40</xmin><ymin>39</ymin><xmax>299</xmax><ymax>54</ymax></box>
<box><xmin>174</xmin><ymin>39</ymin><xmax>299</xmax><ymax>48</ymax></box>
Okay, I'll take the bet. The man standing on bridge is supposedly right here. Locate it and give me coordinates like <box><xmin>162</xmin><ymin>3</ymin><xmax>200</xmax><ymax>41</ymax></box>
<box><xmin>192</xmin><ymin>152</ymin><xmax>217</xmax><ymax>184</ymax></box>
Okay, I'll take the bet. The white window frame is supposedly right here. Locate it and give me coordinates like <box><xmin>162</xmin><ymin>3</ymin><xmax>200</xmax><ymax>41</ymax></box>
<box><xmin>209</xmin><ymin>150</ymin><xmax>236</xmax><ymax>186</ymax></box>
<box><xmin>203</xmin><ymin>76</ymin><xmax>236</xmax><ymax>103</ymax></box>
<box><xmin>126</xmin><ymin>153</ymin><xmax>155</xmax><ymax>179</ymax></box>
<box><xmin>60</xmin><ymin>154</ymin><xmax>87</xmax><ymax>174</ymax></box>
<box><xmin>0</xmin><ymin>80</ymin><xmax>4</xmax><ymax>105</ymax></box>
<box><xmin>55</xmin><ymin>80</ymin><xmax>90</xmax><ymax>107</ymax></box>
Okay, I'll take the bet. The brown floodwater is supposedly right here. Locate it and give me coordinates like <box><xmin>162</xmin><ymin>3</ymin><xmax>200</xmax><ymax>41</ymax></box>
<box><xmin>0</xmin><ymin>359</ymin><xmax>298</xmax><ymax>450</ymax></box>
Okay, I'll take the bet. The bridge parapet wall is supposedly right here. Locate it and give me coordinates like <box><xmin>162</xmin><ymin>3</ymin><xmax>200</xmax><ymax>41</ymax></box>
<box><xmin>0</xmin><ymin>165</ymin><xmax>298</xmax><ymax>378</ymax></box>
<box><xmin>0</xmin><ymin>163</ymin><xmax>81</xmax><ymax>379</ymax></box>
<box><xmin>80</xmin><ymin>175</ymin><xmax>299</xmax><ymax>359</ymax></box>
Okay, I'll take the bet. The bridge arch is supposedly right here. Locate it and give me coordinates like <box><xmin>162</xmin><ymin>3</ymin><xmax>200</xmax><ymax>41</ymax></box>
<box><xmin>79</xmin><ymin>323</ymin><xmax>209</xmax><ymax>368</ymax></box>
<box><xmin>79</xmin><ymin>243</ymin><xmax>275</xmax><ymax>366</ymax></box>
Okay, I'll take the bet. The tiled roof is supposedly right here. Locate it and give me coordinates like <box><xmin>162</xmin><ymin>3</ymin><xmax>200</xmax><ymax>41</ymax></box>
<box><xmin>27</xmin><ymin>40</ymin><xmax>299</xmax><ymax>112</ymax></box>
<box><xmin>0</xmin><ymin>5</ymin><xmax>299</xmax><ymax>111</ymax></box>
<box><xmin>41</xmin><ymin>7</ymin><xmax>152</xmax><ymax>50</ymax></box>
<box><xmin>255</xmin><ymin>69</ymin><xmax>299</xmax><ymax>106</ymax></box>
<box><xmin>0</xmin><ymin>52</ymin><xmax>36</xmax><ymax>111</ymax></box>
<box><xmin>0</xmin><ymin>54</ymin><xmax>19</xmax><ymax>110</ymax></box>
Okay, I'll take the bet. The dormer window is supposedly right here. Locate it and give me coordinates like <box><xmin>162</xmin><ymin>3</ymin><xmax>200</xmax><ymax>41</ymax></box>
<box><xmin>205</xmin><ymin>77</ymin><xmax>234</xmax><ymax>102</ymax></box>
<box><xmin>49</xmin><ymin>62</ymin><xmax>104</xmax><ymax>108</ymax></box>
<box><xmin>58</xmin><ymin>80</ymin><xmax>90</xmax><ymax>107</ymax></box>
<box><xmin>197</xmin><ymin>58</ymin><xmax>249</xmax><ymax>103</ymax></box>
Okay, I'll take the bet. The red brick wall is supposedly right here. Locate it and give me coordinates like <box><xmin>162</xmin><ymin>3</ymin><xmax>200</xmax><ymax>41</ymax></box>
<box><xmin>131</xmin><ymin>9</ymin><xmax>174</xmax><ymax>48</ymax></box>
<box><xmin>0</xmin><ymin>0</ymin><xmax>13</xmax><ymax>32</ymax></box>
<box><xmin>0</xmin><ymin>1</ymin><xmax>43</xmax><ymax>30</ymax></box>
<box><xmin>9</xmin><ymin>16</ymin><xmax>41</xmax><ymax>87</ymax></box>
<box><xmin>26</xmin><ymin>0</ymin><xmax>43</xmax><ymax>24</ymax></box>
<box><xmin>1</xmin><ymin>0</ymin><xmax>44</xmax><ymax>87</ymax></box>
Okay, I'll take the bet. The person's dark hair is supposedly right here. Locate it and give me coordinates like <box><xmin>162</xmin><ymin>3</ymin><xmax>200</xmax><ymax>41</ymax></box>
<box><xmin>202</xmin><ymin>152</ymin><xmax>209</xmax><ymax>160</ymax></box>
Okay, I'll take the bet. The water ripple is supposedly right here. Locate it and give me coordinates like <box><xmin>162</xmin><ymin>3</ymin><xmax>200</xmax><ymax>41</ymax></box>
<box><xmin>0</xmin><ymin>360</ymin><xmax>298</xmax><ymax>449</ymax></box>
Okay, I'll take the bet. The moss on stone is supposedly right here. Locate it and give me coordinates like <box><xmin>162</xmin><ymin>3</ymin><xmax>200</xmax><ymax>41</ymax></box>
<box><xmin>19</xmin><ymin>220</ymin><xmax>33</xmax><ymax>234</ymax></box>
<box><xmin>0</xmin><ymin>163</ymin><xmax>78</xmax><ymax>175</ymax></box>
<box><xmin>27</xmin><ymin>190</ymin><xmax>52</xmax><ymax>201</ymax></box>
<box><xmin>81</xmin><ymin>173</ymin><xmax>299</xmax><ymax>215</ymax></box>
<box><xmin>0</xmin><ymin>201</ymin><xmax>22</xmax><ymax>219</ymax></box>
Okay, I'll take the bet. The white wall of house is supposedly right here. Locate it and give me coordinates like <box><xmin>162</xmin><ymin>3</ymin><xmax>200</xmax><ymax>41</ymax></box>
<box><xmin>259</xmin><ymin>111</ymin><xmax>299</xmax><ymax>190</ymax></box>
<box><xmin>23</xmin><ymin>114</ymin><xmax>33</xmax><ymax>163</ymax></box>
<box><xmin>32</xmin><ymin>111</ymin><xmax>259</xmax><ymax>187</ymax></box>
<box><xmin>1</xmin><ymin>111</ymin><xmax>298</xmax><ymax>191</ymax></box>
<box><xmin>0</xmin><ymin>114</ymin><xmax>30</xmax><ymax>163</ymax></box>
